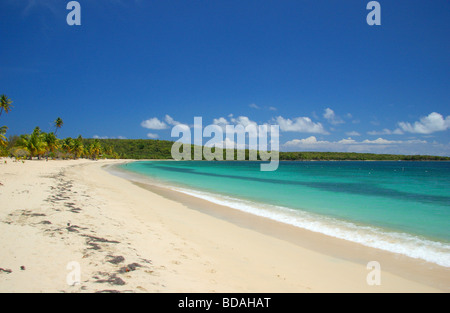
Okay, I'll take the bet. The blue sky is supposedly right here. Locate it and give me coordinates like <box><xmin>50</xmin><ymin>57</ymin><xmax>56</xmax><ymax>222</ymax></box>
<box><xmin>1</xmin><ymin>0</ymin><xmax>449</xmax><ymax>155</ymax></box>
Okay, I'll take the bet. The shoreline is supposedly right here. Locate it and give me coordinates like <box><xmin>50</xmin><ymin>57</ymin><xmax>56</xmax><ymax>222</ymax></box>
<box><xmin>135</xmin><ymin>159</ymin><xmax>450</xmax><ymax>161</ymax></box>
<box><xmin>110</xmin><ymin>162</ymin><xmax>450</xmax><ymax>292</ymax></box>
<box><xmin>132</xmin><ymin>183</ymin><xmax>450</xmax><ymax>291</ymax></box>
<box><xmin>1</xmin><ymin>158</ymin><xmax>448</xmax><ymax>292</ymax></box>
<box><xmin>110</xmin><ymin>161</ymin><xmax>450</xmax><ymax>266</ymax></box>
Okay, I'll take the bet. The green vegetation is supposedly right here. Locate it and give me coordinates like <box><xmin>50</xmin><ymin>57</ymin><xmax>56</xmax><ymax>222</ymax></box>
<box><xmin>54</xmin><ymin>117</ymin><xmax>64</xmax><ymax>135</ymax></box>
<box><xmin>278</xmin><ymin>151</ymin><xmax>449</xmax><ymax>161</ymax></box>
<box><xmin>10</xmin><ymin>126</ymin><xmax>117</xmax><ymax>160</ymax></box>
<box><xmin>1</xmin><ymin>94</ymin><xmax>449</xmax><ymax>161</ymax></box>
<box><xmin>0</xmin><ymin>95</ymin><xmax>117</xmax><ymax>159</ymax></box>
<box><xmin>0</xmin><ymin>126</ymin><xmax>7</xmax><ymax>148</ymax></box>
<box><xmin>0</xmin><ymin>94</ymin><xmax>12</xmax><ymax>155</ymax></box>
<box><xmin>81</xmin><ymin>138</ymin><xmax>173</xmax><ymax>160</ymax></box>
<box><xmin>0</xmin><ymin>95</ymin><xmax>13</xmax><ymax>118</ymax></box>
<box><xmin>86</xmin><ymin>138</ymin><xmax>450</xmax><ymax>161</ymax></box>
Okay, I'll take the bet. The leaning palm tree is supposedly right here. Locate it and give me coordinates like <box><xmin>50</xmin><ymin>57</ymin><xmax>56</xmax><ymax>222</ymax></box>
<box><xmin>0</xmin><ymin>95</ymin><xmax>13</xmax><ymax>118</ymax></box>
<box><xmin>54</xmin><ymin>117</ymin><xmax>63</xmax><ymax>136</ymax></box>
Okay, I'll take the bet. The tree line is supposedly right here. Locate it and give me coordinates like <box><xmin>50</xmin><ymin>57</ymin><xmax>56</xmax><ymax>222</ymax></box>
<box><xmin>1</xmin><ymin>94</ymin><xmax>449</xmax><ymax>161</ymax></box>
<box><xmin>85</xmin><ymin>139</ymin><xmax>450</xmax><ymax>161</ymax></box>
<box><xmin>0</xmin><ymin>95</ymin><xmax>117</xmax><ymax>160</ymax></box>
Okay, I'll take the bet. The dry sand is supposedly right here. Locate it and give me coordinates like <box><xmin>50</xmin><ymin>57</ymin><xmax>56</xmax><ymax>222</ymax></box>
<box><xmin>0</xmin><ymin>158</ymin><xmax>448</xmax><ymax>292</ymax></box>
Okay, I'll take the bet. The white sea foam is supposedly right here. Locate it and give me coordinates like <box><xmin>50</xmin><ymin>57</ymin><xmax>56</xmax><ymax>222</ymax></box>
<box><xmin>170</xmin><ymin>186</ymin><xmax>450</xmax><ymax>268</ymax></box>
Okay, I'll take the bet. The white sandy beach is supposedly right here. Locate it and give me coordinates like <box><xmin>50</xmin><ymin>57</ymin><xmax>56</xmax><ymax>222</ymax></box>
<box><xmin>0</xmin><ymin>158</ymin><xmax>448</xmax><ymax>293</ymax></box>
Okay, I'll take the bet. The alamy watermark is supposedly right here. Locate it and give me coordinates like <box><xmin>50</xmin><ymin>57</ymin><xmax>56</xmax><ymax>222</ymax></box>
<box><xmin>366</xmin><ymin>1</ymin><xmax>381</xmax><ymax>26</ymax></box>
<box><xmin>66</xmin><ymin>1</ymin><xmax>81</xmax><ymax>26</ymax></box>
<box><xmin>170</xmin><ymin>117</ymin><xmax>280</xmax><ymax>171</ymax></box>
<box><xmin>66</xmin><ymin>261</ymin><xmax>81</xmax><ymax>286</ymax></box>
<box><xmin>66</xmin><ymin>2</ymin><xmax>381</xmax><ymax>27</ymax></box>
<box><xmin>366</xmin><ymin>261</ymin><xmax>381</xmax><ymax>286</ymax></box>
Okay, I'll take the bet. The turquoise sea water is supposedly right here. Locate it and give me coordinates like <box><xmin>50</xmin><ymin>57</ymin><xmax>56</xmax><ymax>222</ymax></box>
<box><xmin>117</xmin><ymin>161</ymin><xmax>450</xmax><ymax>267</ymax></box>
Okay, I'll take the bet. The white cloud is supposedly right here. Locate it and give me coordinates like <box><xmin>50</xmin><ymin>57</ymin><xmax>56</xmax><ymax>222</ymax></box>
<box><xmin>283</xmin><ymin>136</ymin><xmax>435</xmax><ymax>155</ymax></box>
<box><xmin>248</xmin><ymin>103</ymin><xmax>278</xmax><ymax>111</ymax></box>
<box><xmin>367</xmin><ymin>128</ymin><xmax>404</xmax><ymax>136</ymax></box>
<box><xmin>391</xmin><ymin>129</ymin><xmax>404</xmax><ymax>135</ymax></box>
<box><xmin>213</xmin><ymin>117</ymin><xmax>229</xmax><ymax>125</ymax></box>
<box><xmin>367</xmin><ymin>112</ymin><xmax>450</xmax><ymax>137</ymax></box>
<box><xmin>212</xmin><ymin>115</ymin><xmax>260</xmax><ymax>134</ymax></box>
<box><xmin>275</xmin><ymin>116</ymin><xmax>328</xmax><ymax>134</ymax></box>
<box><xmin>323</xmin><ymin>108</ymin><xmax>344</xmax><ymax>125</ymax></box>
<box><xmin>212</xmin><ymin>117</ymin><xmax>229</xmax><ymax>131</ymax></box>
<box><xmin>338</xmin><ymin>138</ymin><xmax>357</xmax><ymax>144</ymax></box>
<box><xmin>146</xmin><ymin>133</ymin><xmax>159</xmax><ymax>139</ymax></box>
<box><xmin>285</xmin><ymin>136</ymin><xmax>365</xmax><ymax>148</ymax></box>
<box><xmin>284</xmin><ymin>136</ymin><xmax>323</xmax><ymax>147</ymax></box>
<box><xmin>165</xmin><ymin>114</ymin><xmax>191</xmax><ymax>132</ymax></box>
<box><xmin>93</xmin><ymin>135</ymin><xmax>127</xmax><ymax>139</ymax></box>
<box><xmin>230</xmin><ymin>116</ymin><xmax>258</xmax><ymax>128</ymax></box>
<box><xmin>210</xmin><ymin>116</ymin><xmax>280</xmax><ymax>147</ymax></box>
<box><xmin>362</xmin><ymin>138</ymin><xmax>396</xmax><ymax>144</ymax></box>
<box><xmin>141</xmin><ymin>117</ymin><xmax>168</xmax><ymax>130</ymax></box>
<box><xmin>397</xmin><ymin>112</ymin><xmax>450</xmax><ymax>134</ymax></box>
<box><xmin>346</xmin><ymin>131</ymin><xmax>361</xmax><ymax>136</ymax></box>
<box><xmin>165</xmin><ymin>114</ymin><xmax>180</xmax><ymax>126</ymax></box>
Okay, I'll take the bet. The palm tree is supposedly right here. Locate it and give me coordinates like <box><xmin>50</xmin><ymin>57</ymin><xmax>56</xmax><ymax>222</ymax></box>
<box><xmin>0</xmin><ymin>95</ymin><xmax>13</xmax><ymax>118</ymax></box>
<box><xmin>61</xmin><ymin>137</ymin><xmax>74</xmax><ymax>158</ymax></box>
<box><xmin>0</xmin><ymin>95</ymin><xmax>12</xmax><ymax>149</ymax></box>
<box><xmin>87</xmin><ymin>139</ymin><xmax>102</xmax><ymax>160</ymax></box>
<box><xmin>42</xmin><ymin>132</ymin><xmax>59</xmax><ymax>155</ymax></box>
<box><xmin>17</xmin><ymin>127</ymin><xmax>48</xmax><ymax>159</ymax></box>
<box><xmin>0</xmin><ymin>126</ymin><xmax>7</xmax><ymax>147</ymax></box>
<box><xmin>54</xmin><ymin>117</ymin><xmax>63</xmax><ymax>136</ymax></box>
<box><xmin>72</xmin><ymin>135</ymin><xmax>84</xmax><ymax>159</ymax></box>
